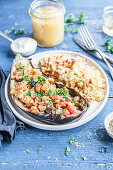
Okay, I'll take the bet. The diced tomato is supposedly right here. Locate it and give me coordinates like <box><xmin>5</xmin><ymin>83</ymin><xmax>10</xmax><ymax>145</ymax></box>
<box><xmin>56</xmin><ymin>102</ymin><xmax>66</xmax><ymax>108</ymax></box>
<box><xmin>26</xmin><ymin>103</ymin><xmax>33</xmax><ymax>108</ymax></box>
<box><xmin>89</xmin><ymin>78</ymin><xmax>92</xmax><ymax>84</ymax></box>
<box><xmin>55</xmin><ymin>71</ymin><xmax>60</xmax><ymax>75</ymax></box>
<box><xmin>66</xmin><ymin>106</ymin><xmax>77</xmax><ymax>114</ymax></box>
<box><xmin>65</xmin><ymin>99</ymin><xmax>72</xmax><ymax>103</ymax></box>
<box><xmin>52</xmin><ymin>95</ymin><xmax>63</xmax><ymax>101</ymax></box>
<box><xmin>31</xmin><ymin>93</ymin><xmax>36</xmax><ymax>100</ymax></box>
<box><xmin>39</xmin><ymin>101</ymin><xmax>45</xmax><ymax>106</ymax></box>
<box><xmin>13</xmin><ymin>71</ymin><xmax>17</xmax><ymax>75</ymax></box>
<box><xmin>50</xmin><ymin>107</ymin><xmax>54</xmax><ymax>111</ymax></box>
<box><xmin>75</xmin><ymin>82</ymin><xmax>78</xmax><ymax>86</ymax></box>
<box><xmin>35</xmin><ymin>84</ymin><xmax>42</xmax><ymax>92</ymax></box>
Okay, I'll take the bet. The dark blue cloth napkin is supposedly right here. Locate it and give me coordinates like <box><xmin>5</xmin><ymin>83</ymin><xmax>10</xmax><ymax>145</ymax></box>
<box><xmin>0</xmin><ymin>68</ymin><xmax>26</xmax><ymax>147</ymax></box>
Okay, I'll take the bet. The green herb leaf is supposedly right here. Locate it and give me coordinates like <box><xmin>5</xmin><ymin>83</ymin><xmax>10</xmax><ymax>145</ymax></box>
<box><xmin>65</xmin><ymin>146</ymin><xmax>70</xmax><ymax>155</ymax></box>
<box><xmin>102</xmin><ymin>40</ymin><xmax>113</xmax><ymax>54</ymax></box>
<box><xmin>55</xmin><ymin>89</ymin><xmax>69</xmax><ymax>96</ymax></box>
<box><xmin>37</xmin><ymin>148</ymin><xmax>40</xmax><ymax>153</ymax></box>
<box><xmin>54</xmin><ymin>107</ymin><xmax>59</xmax><ymax>111</ymax></box>
<box><xmin>19</xmin><ymin>63</ymin><xmax>24</xmax><ymax>70</ymax></box>
<box><xmin>64</xmin><ymin>96</ymin><xmax>72</xmax><ymax>100</ymax></box>
<box><xmin>62</xmin><ymin>98</ymin><xmax>66</xmax><ymax>102</ymax></box>
<box><xmin>26</xmin><ymin>149</ymin><xmax>30</xmax><ymax>153</ymax></box>
<box><xmin>71</xmin><ymin>26</ymin><xmax>78</xmax><ymax>33</ymax></box>
<box><xmin>64</xmin><ymin>13</ymin><xmax>75</xmax><ymax>25</ymax></box>
<box><xmin>70</xmin><ymin>137</ymin><xmax>75</xmax><ymax>145</ymax></box>
<box><xmin>35</xmin><ymin>91</ymin><xmax>44</xmax><ymax>97</ymax></box>
<box><xmin>76</xmin><ymin>13</ymin><xmax>87</xmax><ymax>24</ymax></box>
<box><xmin>33</xmin><ymin>76</ymin><xmax>46</xmax><ymax>85</ymax></box>
<box><xmin>64</xmin><ymin>27</ymin><xmax>70</xmax><ymax>33</ymax></box>
<box><xmin>49</xmin><ymin>89</ymin><xmax>52</xmax><ymax>97</ymax></box>
<box><xmin>73</xmin><ymin>97</ymin><xmax>79</xmax><ymax>106</ymax></box>
<box><xmin>62</xmin><ymin>109</ymin><xmax>67</xmax><ymax>114</ymax></box>
<box><xmin>37</xmin><ymin>98</ymin><xmax>41</xmax><ymax>102</ymax></box>
<box><xmin>24</xmin><ymin>90</ymin><xmax>31</xmax><ymax>96</ymax></box>
<box><xmin>54</xmin><ymin>80</ymin><xmax>57</xmax><ymax>83</ymax></box>
<box><xmin>23</xmin><ymin>74</ymin><xmax>30</xmax><ymax>82</ymax></box>
<box><xmin>81</xmin><ymin>155</ymin><xmax>87</xmax><ymax>160</ymax></box>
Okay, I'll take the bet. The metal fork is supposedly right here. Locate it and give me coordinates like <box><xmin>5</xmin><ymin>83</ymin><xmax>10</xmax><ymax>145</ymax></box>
<box><xmin>79</xmin><ymin>26</ymin><xmax>113</xmax><ymax>79</ymax></box>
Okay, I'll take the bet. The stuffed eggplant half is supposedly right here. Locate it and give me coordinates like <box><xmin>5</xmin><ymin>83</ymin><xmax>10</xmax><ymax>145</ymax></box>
<box><xmin>10</xmin><ymin>54</ymin><xmax>89</xmax><ymax>124</ymax></box>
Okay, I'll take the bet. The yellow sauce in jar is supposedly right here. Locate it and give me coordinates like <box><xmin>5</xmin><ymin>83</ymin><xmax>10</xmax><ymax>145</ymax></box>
<box><xmin>29</xmin><ymin>5</ymin><xmax>65</xmax><ymax>47</ymax></box>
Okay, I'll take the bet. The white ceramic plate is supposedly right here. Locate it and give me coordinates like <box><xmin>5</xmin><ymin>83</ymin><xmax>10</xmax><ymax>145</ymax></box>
<box><xmin>5</xmin><ymin>50</ymin><xmax>109</xmax><ymax>131</ymax></box>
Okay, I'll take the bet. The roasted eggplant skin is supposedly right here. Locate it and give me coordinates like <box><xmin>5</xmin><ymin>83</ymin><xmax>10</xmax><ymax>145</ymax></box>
<box><xmin>25</xmin><ymin>83</ymin><xmax>89</xmax><ymax>125</ymax></box>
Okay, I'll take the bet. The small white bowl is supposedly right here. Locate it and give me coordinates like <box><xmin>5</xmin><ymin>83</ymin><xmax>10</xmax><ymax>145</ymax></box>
<box><xmin>104</xmin><ymin>112</ymin><xmax>113</xmax><ymax>139</ymax></box>
<box><xmin>11</xmin><ymin>37</ymin><xmax>37</xmax><ymax>56</ymax></box>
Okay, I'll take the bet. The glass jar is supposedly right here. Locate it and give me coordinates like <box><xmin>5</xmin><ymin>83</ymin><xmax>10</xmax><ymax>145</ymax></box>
<box><xmin>103</xmin><ymin>6</ymin><xmax>113</xmax><ymax>36</ymax></box>
<box><xmin>29</xmin><ymin>0</ymin><xmax>65</xmax><ymax>47</ymax></box>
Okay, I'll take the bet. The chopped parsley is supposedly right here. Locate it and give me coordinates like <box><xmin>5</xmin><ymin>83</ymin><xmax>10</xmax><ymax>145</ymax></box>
<box><xmin>64</xmin><ymin>27</ymin><xmax>70</xmax><ymax>33</ymax></box>
<box><xmin>76</xmin><ymin>13</ymin><xmax>87</xmax><ymax>24</ymax></box>
<box><xmin>62</xmin><ymin>109</ymin><xmax>67</xmax><ymax>114</ymax></box>
<box><xmin>64</xmin><ymin>96</ymin><xmax>72</xmax><ymax>100</ymax></box>
<box><xmin>23</xmin><ymin>74</ymin><xmax>30</xmax><ymax>82</ymax></box>
<box><xmin>19</xmin><ymin>63</ymin><xmax>24</xmax><ymax>70</ymax></box>
<box><xmin>54</xmin><ymin>107</ymin><xmax>59</xmax><ymax>111</ymax></box>
<box><xmin>73</xmin><ymin>97</ymin><xmax>79</xmax><ymax>106</ymax></box>
<box><xmin>35</xmin><ymin>91</ymin><xmax>44</xmax><ymax>97</ymax></box>
<box><xmin>55</xmin><ymin>89</ymin><xmax>69</xmax><ymax>96</ymax></box>
<box><xmin>54</xmin><ymin>80</ymin><xmax>57</xmax><ymax>83</ymax></box>
<box><xmin>37</xmin><ymin>149</ymin><xmax>40</xmax><ymax>153</ymax></box>
<box><xmin>102</xmin><ymin>39</ymin><xmax>113</xmax><ymax>54</ymax></box>
<box><xmin>62</xmin><ymin>98</ymin><xmax>66</xmax><ymax>102</ymax></box>
<box><xmin>81</xmin><ymin>155</ymin><xmax>87</xmax><ymax>160</ymax></box>
<box><xmin>33</xmin><ymin>76</ymin><xmax>46</xmax><ymax>85</ymax></box>
<box><xmin>64</xmin><ymin>13</ymin><xmax>75</xmax><ymax>25</ymax></box>
<box><xmin>70</xmin><ymin>137</ymin><xmax>75</xmax><ymax>145</ymax></box>
<box><xmin>37</xmin><ymin>98</ymin><xmax>41</xmax><ymax>102</ymax></box>
<box><xmin>10</xmin><ymin>28</ymin><xmax>26</xmax><ymax>36</ymax></box>
<box><xmin>49</xmin><ymin>89</ymin><xmax>52</xmax><ymax>97</ymax></box>
<box><xmin>65</xmin><ymin>146</ymin><xmax>70</xmax><ymax>155</ymax></box>
<box><xmin>24</xmin><ymin>90</ymin><xmax>31</xmax><ymax>96</ymax></box>
<box><xmin>26</xmin><ymin>149</ymin><xmax>30</xmax><ymax>153</ymax></box>
<box><xmin>71</xmin><ymin>26</ymin><xmax>78</xmax><ymax>33</ymax></box>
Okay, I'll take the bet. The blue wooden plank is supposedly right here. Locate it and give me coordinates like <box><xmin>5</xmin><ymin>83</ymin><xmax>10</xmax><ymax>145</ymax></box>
<box><xmin>0</xmin><ymin>0</ymin><xmax>113</xmax><ymax>169</ymax></box>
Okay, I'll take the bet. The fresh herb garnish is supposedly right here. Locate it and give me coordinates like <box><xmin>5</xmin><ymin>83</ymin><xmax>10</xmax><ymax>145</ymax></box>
<box><xmin>62</xmin><ymin>109</ymin><xmax>67</xmax><ymax>114</ymax></box>
<box><xmin>64</xmin><ymin>96</ymin><xmax>72</xmax><ymax>100</ymax></box>
<box><xmin>19</xmin><ymin>63</ymin><xmax>24</xmax><ymax>70</ymax></box>
<box><xmin>24</xmin><ymin>90</ymin><xmax>31</xmax><ymax>96</ymax></box>
<box><xmin>81</xmin><ymin>155</ymin><xmax>87</xmax><ymax>160</ymax></box>
<box><xmin>33</xmin><ymin>76</ymin><xmax>46</xmax><ymax>85</ymax></box>
<box><xmin>35</xmin><ymin>91</ymin><xmax>44</xmax><ymax>97</ymax></box>
<box><xmin>37</xmin><ymin>149</ymin><xmax>40</xmax><ymax>153</ymax></box>
<box><xmin>54</xmin><ymin>80</ymin><xmax>57</xmax><ymax>83</ymax></box>
<box><xmin>70</xmin><ymin>137</ymin><xmax>75</xmax><ymax>145</ymax></box>
<box><xmin>64</xmin><ymin>27</ymin><xmax>70</xmax><ymax>33</ymax></box>
<box><xmin>73</xmin><ymin>97</ymin><xmax>79</xmax><ymax>106</ymax></box>
<box><xmin>102</xmin><ymin>40</ymin><xmax>113</xmax><ymax>54</ymax></box>
<box><xmin>10</xmin><ymin>28</ymin><xmax>26</xmax><ymax>36</ymax></box>
<box><xmin>23</xmin><ymin>74</ymin><xmax>30</xmax><ymax>82</ymax></box>
<box><xmin>76</xmin><ymin>13</ymin><xmax>87</xmax><ymax>24</ymax></box>
<box><xmin>62</xmin><ymin>98</ymin><xmax>66</xmax><ymax>102</ymax></box>
<box><xmin>64</xmin><ymin>13</ymin><xmax>75</xmax><ymax>25</ymax></box>
<box><xmin>26</xmin><ymin>149</ymin><xmax>30</xmax><ymax>153</ymax></box>
<box><xmin>55</xmin><ymin>89</ymin><xmax>69</xmax><ymax>96</ymax></box>
<box><xmin>37</xmin><ymin>98</ymin><xmax>41</xmax><ymax>102</ymax></box>
<box><xmin>49</xmin><ymin>89</ymin><xmax>52</xmax><ymax>97</ymax></box>
<box><xmin>65</xmin><ymin>146</ymin><xmax>70</xmax><ymax>155</ymax></box>
<box><xmin>54</xmin><ymin>107</ymin><xmax>59</xmax><ymax>111</ymax></box>
<box><xmin>71</xmin><ymin>26</ymin><xmax>78</xmax><ymax>33</ymax></box>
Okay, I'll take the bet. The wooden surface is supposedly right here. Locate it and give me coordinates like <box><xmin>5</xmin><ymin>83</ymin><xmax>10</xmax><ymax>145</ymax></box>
<box><xmin>0</xmin><ymin>0</ymin><xmax>113</xmax><ymax>169</ymax></box>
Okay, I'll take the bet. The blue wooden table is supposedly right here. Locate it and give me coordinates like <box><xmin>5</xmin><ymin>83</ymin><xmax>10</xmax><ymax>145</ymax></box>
<box><xmin>0</xmin><ymin>0</ymin><xmax>113</xmax><ymax>169</ymax></box>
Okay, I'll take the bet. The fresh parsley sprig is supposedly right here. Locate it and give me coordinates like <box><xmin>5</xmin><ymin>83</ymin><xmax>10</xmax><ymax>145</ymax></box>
<box><xmin>102</xmin><ymin>40</ymin><xmax>113</xmax><ymax>54</ymax></box>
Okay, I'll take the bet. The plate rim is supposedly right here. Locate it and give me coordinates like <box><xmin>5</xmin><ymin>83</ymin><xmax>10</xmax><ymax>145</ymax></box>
<box><xmin>5</xmin><ymin>50</ymin><xmax>109</xmax><ymax>131</ymax></box>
